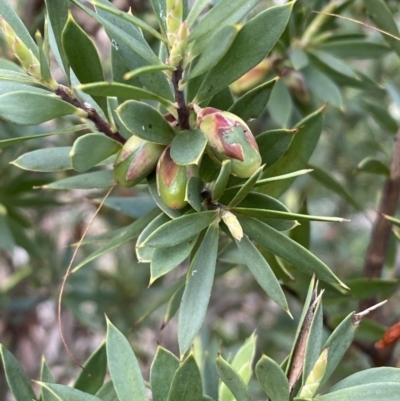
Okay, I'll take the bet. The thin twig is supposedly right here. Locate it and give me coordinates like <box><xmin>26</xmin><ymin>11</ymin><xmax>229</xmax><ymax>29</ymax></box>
<box><xmin>172</xmin><ymin>66</ymin><xmax>190</xmax><ymax>130</ymax></box>
<box><xmin>57</xmin><ymin>185</ymin><xmax>115</xmax><ymax>371</ymax></box>
<box><xmin>55</xmin><ymin>85</ymin><xmax>127</xmax><ymax>145</ymax></box>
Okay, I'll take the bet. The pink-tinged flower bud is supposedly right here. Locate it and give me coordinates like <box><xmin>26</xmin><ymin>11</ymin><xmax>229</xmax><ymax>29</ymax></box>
<box><xmin>196</xmin><ymin>106</ymin><xmax>262</xmax><ymax>178</ymax></box>
<box><xmin>0</xmin><ymin>16</ymin><xmax>41</xmax><ymax>80</ymax></box>
<box><xmin>157</xmin><ymin>146</ymin><xmax>188</xmax><ymax>209</ymax></box>
<box><xmin>230</xmin><ymin>58</ymin><xmax>273</xmax><ymax>95</ymax></box>
<box><xmin>281</xmin><ymin>68</ymin><xmax>310</xmax><ymax>104</ymax></box>
<box><xmin>114</xmin><ymin>135</ymin><xmax>164</xmax><ymax>187</ymax></box>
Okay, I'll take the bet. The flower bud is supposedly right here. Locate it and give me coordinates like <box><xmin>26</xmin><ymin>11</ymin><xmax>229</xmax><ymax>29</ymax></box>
<box><xmin>166</xmin><ymin>0</ymin><xmax>183</xmax><ymax>48</ymax></box>
<box><xmin>169</xmin><ymin>21</ymin><xmax>189</xmax><ymax>68</ymax></box>
<box><xmin>281</xmin><ymin>68</ymin><xmax>309</xmax><ymax>104</ymax></box>
<box><xmin>221</xmin><ymin>210</ymin><xmax>243</xmax><ymax>241</ymax></box>
<box><xmin>196</xmin><ymin>106</ymin><xmax>262</xmax><ymax>178</ymax></box>
<box><xmin>0</xmin><ymin>16</ymin><xmax>41</xmax><ymax>80</ymax></box>
<box><xmin>157</xmin><ymin>146</ymin><xmax>188</xmax><ymax>209</ymax></box>
<box><xmin>299</xmin><ymin>348</ymin><xmax>328</xmax><ymax>398</ymax></box>
<box><xmin>114</xmin><ymin>135</ymin><xmax>164</xmax><ymax>187</ymax></box>
<box><xmin>230</xmin><ymin>58</ymin><xmax>273</xmax><ymax>95</ymax></box>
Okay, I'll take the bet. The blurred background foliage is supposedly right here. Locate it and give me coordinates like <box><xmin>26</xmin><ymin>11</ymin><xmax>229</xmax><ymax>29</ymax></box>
<box><xmin>1</xmin><ymin>0</ymin><xmax>400</xmax><ymax>399</ymax></box>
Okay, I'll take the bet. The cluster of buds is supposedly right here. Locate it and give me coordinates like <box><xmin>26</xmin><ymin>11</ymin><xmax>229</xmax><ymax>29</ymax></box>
<box><xmin>0</xmin><ymin>16</ymin><xmax>41</xmax><ymax>80</ymax></box>
<box><xmin>195</xmin><ymin>106</ymin><xmax>262</xmax><ymax>178</ymax></box>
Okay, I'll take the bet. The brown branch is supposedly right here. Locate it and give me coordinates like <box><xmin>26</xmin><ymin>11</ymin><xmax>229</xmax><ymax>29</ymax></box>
<box><xmin>55</xmin><ymin>85</ymin><xmax>127</xmax><ymax>145</ymax></box>
<box><xmin>172</xmin><ymin>67</ymin><xmax>190</xmax><ymax>130</ymax></box>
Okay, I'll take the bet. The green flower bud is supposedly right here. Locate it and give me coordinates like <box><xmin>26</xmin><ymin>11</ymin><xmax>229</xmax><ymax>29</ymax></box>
<box><xmin>114</xmin><ymin>135</ymin><xmax>164</xmax><ymax>187</ymax></box>
<box><xmin>196</xmin><ymin>106</ymin><xmax>262</xmax><ymax>178</ymax></box>
<box><xmin>0</xmin><ymin>16</ymin><xmax>41</xmax><ymax>80</ymax></box>
<box><xmin>169</xmin><ymin>21</ymin><xmax>189</xmax><ymax>68</ymax></box>
<box><xmin>299</xmin><ymin>348</ymin><xmax>328</xmax><ymax>398</ymax></box>
<box><xmin>157</xmin><ymin>146</ymin><xmax>188</xmax><ymax>209</ymax></box>
<box><xmin>166</xmin><ymin>0</ymin><xmax>183</xmax><ymax>48</ymax></box>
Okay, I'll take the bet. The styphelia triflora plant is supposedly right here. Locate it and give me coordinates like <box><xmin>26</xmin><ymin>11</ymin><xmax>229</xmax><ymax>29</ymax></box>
<box><xmin>1</xmin><ymin>0</ymin><xmax>400</xmax><ymax>400</ymax></box>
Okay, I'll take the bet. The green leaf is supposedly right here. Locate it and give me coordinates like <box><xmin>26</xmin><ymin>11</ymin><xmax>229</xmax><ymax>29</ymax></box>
<box><xmin>0</xmin><ymin>344</ymin><xmax>36</xmax><ymax>401</ymax></box>
<box><xmin>170</xmin><ymin>130</ymin><xmax>208</xmax><ymax>165</ymax></box>
<box><xmin>355</xmin><ymin>157</ymin><xmax>390</xmax><ymax>176</ymax></box>
<box><xmin>167</xmin><ymin>354</ymin><xmax>203</xmax><ymax>401</ymax></box>
<box><xmin>12</xmin><ymin>147</ymin><xmax>72</xmax><ymax>172</ymax></box>
<box><xmin>256</xmin><ymin>129</ymin><xmax>296</xmax><ymax>168</ymax></box>
<box><xmin>148</xmin><ymin>0</ymin><xmax>167</xmax><ymax>34</ymax></box>
<box><xmin>77</xmin><ymin>82</ymin><xmax>176</xmax><ymax>110</ymax></box>
<box><xmin>361</xmin><ymin>99</ymin><xmax>398</xmax><ymax>134</ymax></box>
<box><xmin>45</xmin><ymin>0</ymin><xmax>69</xmax><ymax>79</ymax></box>
<box><xmin>92</xmin><ymin>1</ymin><xmax>166</xmax><ymax>43</ymax></box>
<box><xmin>216</xmin><ymin>355</ymin><xmax>251</xmax><ymax>401</ymax></box>
<box><xmin>0</xmin><ymin>124</ymin><xmax>91</xmax><ymax>149</ymax></box>
<box><xmin>0</xmin><ymin>81</ymin><xmax>49</xmax><ymax>96</ymax></box>
<box><xmin>195</xmin><ymin>2</ymin><xmax>293</xmax><ymax>102</ymax></box>
<box><xmin>106</xmin><ymin>319</ymin><xmax>147</xmax><ymax>401</ymax></box>
<box><xmin>383</xmin><ymin>214</ymin><xmax>400</xmax><ymax>228</ymax></box>
<box><xmin>232</xmin><ymin>208</ymin><xmax>346</xmax><ymax>223</ymax></box>
<box><xmin>178</xmin><ymin>222</ymin><xmax>219</xmax><ymax>355</ymax></box>
<box><xmin>37</xmin><ymin>383</ymin><xmax>103</xmax><ymax>401</ymax></box>
<box><xmin>70</xmin><ymin>134</ymin><xmax>122</xmax><ymax>172</ymax></box>
<box><xmin>123</xmin><ymin>64</ymin><xmax>175</xmax><ymax>80</ymax></box>
<box><xmin>140</xmin><ymin>211</ymin><xmax>219</xmax><ymax>248</ymax></box>
<box><xmin>346</xmin><ymin>278</ymin><xmax>397</xmax><ymax>300</ymax></box>
<box><xmin>256</xmin><ymin>355</ymin><xmax>290</xmax><ymax>401</ymax></box>
<box><xmin>0</xmin><ymin>68</ymin><xmax>39</xmax><ymax>83</ymax></box>
<box><xmin>290</xmin><ymin>47</ymin><xmax>309</xmax><ymax>69</ymax></box>
<box><xmin>117</xmin><ymin>100</ymin><xmax>175</xmax><ymax>144</ymax></box>
<box><xmin>228</xmin><ymin>78</ymin><xmax>277</xmax><ymax>122</ymax></box>
<box><xmin>259</xmin><ymin>107</ymin><xmax>324</xmax><ymax>197</ymax></box>
<box><xmin>40</xmin><ymin>358</ymin><xmax>58</xmax><ymax>401</ymax></box>
<box><xmin>310</xmin><ymin>50</ymin><xmax>358</xmax><ymax>79</ymax></box>
<box><xmin>150</xmin><ymin>347</ymin><xmax>180</xmax><ymax>401</ymax></box>
<box><xmin>317</xmin><ymin>312</ymin><xmax>359</xmax><ymax>391</ymax></box>
<box><xmin>62</xmin><ymin>13</ymin><xmax>107</xmax><ymax>116</ymax></box>
<box><xmin>101</xmin><ymin>196</ymin><xmax>157</xmax><ymax>219</ymax></box>
<box><xmin>186</xmin><ymin>176</ymin><xmax>204</xmax><ymax>212</ymax></box>
<box><xmin>186</xmin><ymin>0</ymin><xmax>211</xmax><ymax>28</ymax></box>
<box><xmin>74</xmin><ymin>342</ymin><xmax>107</xmax><ymax>395</ymax></box>
<box><xmin>316</xmin><ymin>38</ymin><xmax>390</xmax><ymax>59</ymax></box>
<box><xmin>95</xmin><ymin>381</ymin><xmax>118</xmax><ymax>401</ymax></box>
<box><xmin>220</xmin><ymin>333</ymin><xmax>256</xmax><ymax>401</ymax></box>
<box><xmin>327</xmin><ymin>367</ymin><xmax>400</xmax><ymax>393</ymax></box>
<box><xmin>267</xmin><ymin>79</ymin><xmax>293</xmax><ymax>128</ymax></box>
<box><xmin>189</xmin><ymin>0</ymin><xmax>262</xmax><ymax>43</ymax></box>
<box><xmin>316</xmin><ymin>383</ymin><xmax>400</xmax><ymax>401</ymax></box>
<box><xmin>0</xmin><ymin>92</ymin><xmax>83</xmax><ymax>125</ymax></box>
<box><xmin>187</xmin><ymin>25</ymin><xmax>239</xmax><ymax>79</ymax></box>
<box><xmin>72</xmin><ymin>209</ymin><xmax>159</xmax><ymax>273</ymax></box>
<box><xmin>364</xmin><ymin>0</ymin><xmax>400</xmax><ymax>59</ymax></box>
<box><xmin>151</xmin><ymin>235</ymin><xmax>198</xmax><ymax>283</ymax></box>
<box><xmin>162</xmin><ymin>285</ymin><xmax>185</xmax><ymax>329</ymax></box>
<box><xmin>43</xmin><ymin>170</ymin><xmax>115</xmax><ymax>190</ymax></box>
<box><xmin>238</xmin><ymin>216</ymin><xmax>347</xmax><ymax>287</ymax></box>
<box><xmin>212</xmin><ymin>160</ymin><xmax>232</xmax><ymax>202</ymax></box>
<box><xmin>303</xmin><ymin>65</ymin><xmax>343</xmax><ymax>109</ymax></box>
<box><xmin>236</xmin><ymin>235</ymin><xmax>288</xmax><ymax>311</ymax></box>
<box><xmin>0</xmin><ymin>0</ymin><xmax>39</xmax><ymax>58</ymax></box>
<box><xmin>309</xmin><ymin>164</ymin><xmax>363</xmax><ymax>210</ymax></box>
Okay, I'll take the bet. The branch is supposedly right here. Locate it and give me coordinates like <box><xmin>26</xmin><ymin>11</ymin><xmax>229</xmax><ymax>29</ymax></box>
<box><xmin>172</xmin><ymin>66</ymin><xmax>190</xmax><ymax>130</ymax></box>
<box><xmin>55</xmin><ymin>85</ymin><xmax>127</xmax><ymax>145</ymax></box>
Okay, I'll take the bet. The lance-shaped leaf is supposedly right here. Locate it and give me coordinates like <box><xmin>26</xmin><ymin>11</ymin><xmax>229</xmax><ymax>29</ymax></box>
<box><xmin>228</xmin><ymin>77</ymin><xmax>277</xmax><ymax>122</ymax></box>
<box><xmin>256</xmin><ymin>129</ymin><xmax>296</xmax><ymax>167</ymax></box>
<box><xmin>70</xmin><ymin>134</ymin><xmax>122</xmax><ymax>172</ymax></box>
<box><xmin>106</xmin><ymin>319</ymin><xmax>147</xmax><ymax>401</ymax></box>
<box><xmin>189</xmin><ymin>0</ymin><xmax>261</xmax><ymax>43</ymax></box>
<box><xmin>36</xmin><ymin>383</ymin><xmax>103</xmax><ymax>401</ymax></box>
<box><xmin>72</xmin><ymin>209</ymin><xmax>159</xmax><ymax>273</ymax></box>
<box><xmin>259</xmin><ymin>106</ymin><xmax>324</xmax><ymax>197</ymax></box>
<box><xmin>186</xmin><ymin>25</ymin><xmax>239</xmax><ymax>79</ymax></box>
<box><xmin>74</xmin><ymin>342</ymin><xmax>107</xmax><ymax>395</ymax></box>
<box><xmin>151</xmin><ymin>347</ymin><xmax>180</xmax><ymax>401</ymax></box>
<box><xmin>315</xmin><ymin>383</ymin><xmax>400</xmax><ymax>401</ymax></box>
<box><xmin>0</xmin><ymin>68</ymin><xmax>39</xmax><ymax>83</ymax></box>
<box><xmin>195</xmin><ymin>2</ymin><xmax>293</xmax><ymax>102</ymax></box>
<box><xmin>95</xmin><ymin>381</ymin><xmax>118</xmax><ymax>401</ymax></box>
<box><xmin>117</xmin><ymin>100</ymin><xmax>175</xmax><ymax>145</ymax></box>
<box><xmin>167</xmin><ymin>354</ymin><xmax>203</xmax><ymax>401</ymax></box>
<box><xmin>40</xmin><ymin>358</ymin><xmax>58</xmax><ymax>401</ymax></box>
<box><xmin>12</xmin><ymin>147</ymin><xmax>72</xmax><ymax>172</ymax></box>
<box><xmin>267</xmin><ymin>79</ymin><xmax>293</xmax><ymax>128</ymax></box>
<box><xmin>0</xmin><ymin>80</ymin><xmax>49</xmax><ymax>96</ymax></box>
<box><xmin>0</xmin><ymin>344</ymin><xmax>36</xmax><ymax>401</ymax></box>
<box><xmin>235</xmin><ymin>235</ymin><xmax>289</xmax><ymax>312</ymax></box>
<box><xmin>42</xmin><ymin>170</ymin><xmax>115</xmax><ymax>190</ymax></box>
<box><xmin>327</xmin><ymin>367</ymin><xmax>400</xmax><ymax>393</ymax></box>
<box><xmin>0</xmin><ymin>92</ymin><xmax>84</xmax><ymax>125</ymax></box>
<box><xmin>162</xmin><ymin>285</ymin><xmax>185</xmax><ymax>329</ymax></box>
<box><xmin>151</xmin><ymin>235</ymin><xmax>198</xmax><ymax>283</ymax></box>
<box><xmin>170</xmin><ymin>130</ymin><xmax>208</xmax><ymax>165</ymax></box>
<box><xmin>77</xmin><ymin>82</ymin><xmax>176</xmax><ymax>111</ymax></box>
<box><xmin>178</xmin><ymin>222</ymin><xmax>219</xmax><ymax>355</ymax></box>
<box><xmin>238</xmin><ymin>216</ymin><xmax>347</xmax><ymax>287</ymax></box>
<box><xmin>256</xmin><ymin>355</ymin><xmax>289</xmax><ymax>401</ymax></box>
<box><xmin>186</xmin><ymin>176</ymin><xmax>204</xmax><ymax>212</ymax></box>
<box><xmin>216</xmin><ymin>355</ymin><xmax>251</xmax><ymax>401</ymax></box>
<box><xmin>62</xmin><ymin>13</ymin><xmax>108</xmax><ymax>116</ymax></box>
<box><xmin>212</xmin><ymin>160</ymin><xmax>232</xmax><ymax>202</ymax></box>
<box><xmin>140</xmin><ymin>210</ymin><xmax>219</xmax><ymax>248</ymax></box>
<box><xmin>355</xmin><ymin>157</ymin><xmax>390</xmax><ymax>176</ymax></box>
<box><xmin>123</xmin><ymin>65</ymin><xmax>175</xmax><ymax>80</ymax></box>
